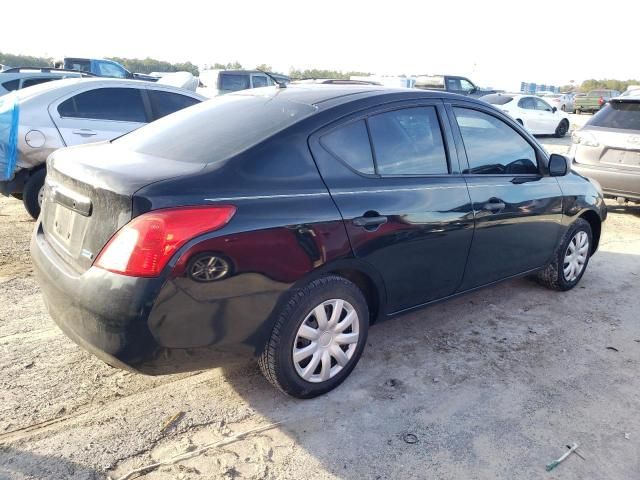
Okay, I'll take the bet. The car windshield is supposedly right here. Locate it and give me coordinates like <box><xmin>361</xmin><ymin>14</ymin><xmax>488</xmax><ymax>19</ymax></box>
<box><xmin>115</xmin><ymin>89</ymin><xmax>318</xmax><ymax>164</ymax></box>
<box><xmin>479</xmin><ymin>94</ymin><xmax>513</xmax><ymax>105</ymax></box>
<box><xmin>587</xmin><ymin>101</ymin><xmax>640</xmax><ymax>130</ymax></box>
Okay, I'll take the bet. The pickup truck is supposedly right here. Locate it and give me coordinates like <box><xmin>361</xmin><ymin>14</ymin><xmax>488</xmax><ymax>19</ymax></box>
<box><xmin>60</xmin><ymin>57</ymin><xmax>157</xmax><ymax>82</ymax></box>
<box><xmin>414</xmin><ymin>74</ymin><xmax>496</xmax><ymax>97</ymax></box>
<box><xmin>574</xmin><ymin>89</ymin><xmax>621</xmax><ymax>114</ymax></box>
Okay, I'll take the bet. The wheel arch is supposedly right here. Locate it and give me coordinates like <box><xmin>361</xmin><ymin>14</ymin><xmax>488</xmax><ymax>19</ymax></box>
<box><xmin>293</xmin><ymin>258</ymin><xmax>387</xmax><ymax>325</ymax></box>
<box><xmin>578</xmin><ymin>209</ymin><xmax>602</xmax><ymax>253</ymax></box>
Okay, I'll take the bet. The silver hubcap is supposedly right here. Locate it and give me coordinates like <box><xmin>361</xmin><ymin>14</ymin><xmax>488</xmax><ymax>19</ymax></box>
<box><xmin>293</xmin><ymin>299</ymin><xmax>359</xmax><ymax>383</ymax></box>
<box><xmin>563</xmin><ymin>231</ymin><xmax>589</xmax><ymax>282</ymax></box>
<box><xmin>37</xmin><ymin>186</ymin><xmax>45</xmax><ymax>206</ymax></box>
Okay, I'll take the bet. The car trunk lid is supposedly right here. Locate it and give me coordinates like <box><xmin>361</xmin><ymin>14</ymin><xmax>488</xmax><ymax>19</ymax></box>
<box><xmin>41</xmin><ymin>141</ymin><xmax>204</xmax><ymax>273</ymax></box>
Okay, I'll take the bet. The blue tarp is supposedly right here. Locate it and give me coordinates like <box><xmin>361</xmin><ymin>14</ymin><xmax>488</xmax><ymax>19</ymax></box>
<box><xmin>0</xmin><ymin>93</ymin><xmax>19</xmax><ymax>181</ymax></box>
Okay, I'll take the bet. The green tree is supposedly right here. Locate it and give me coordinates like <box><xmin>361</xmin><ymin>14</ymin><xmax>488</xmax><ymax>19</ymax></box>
<box><xmin>255</xmin><ymin>64</ymin><xmax>273</xmax><ymax>72</ymax></box>
<box><xmin>0</xmin><ymin>52</ymin><xmax>52</xmax><ymax>68</ymax></box>
<box><xmin>288</xmin><ymin>67</ymin><xmax>372</xmax><ymax>80</ymax></box>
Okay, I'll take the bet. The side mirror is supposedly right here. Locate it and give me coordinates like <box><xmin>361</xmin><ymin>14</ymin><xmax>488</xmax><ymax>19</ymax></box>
<box><xmin>549</xmin><ymin>153</ymin><xmax>571</xmax><ymax>176</ymax></box>
<box><xmin>552</xmin><ymin>106</ymin><xmax>557</xmax><ymax>113</ymax></box>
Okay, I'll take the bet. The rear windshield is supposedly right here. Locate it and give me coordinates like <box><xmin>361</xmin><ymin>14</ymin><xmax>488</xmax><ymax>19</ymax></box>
<box><xmin>115</xmin><ymin>90</ymin><xmax>317</xmax><ymax>163</ymax></box>
<box><xmin>587</xmin><ymin>101</ymin><xmax>640</xmax><ymax>130</ymax></box>
<box><xmin>480</xmin><ymin>94</ymin><xmax>513</xmax><ymax>105</ymax></box>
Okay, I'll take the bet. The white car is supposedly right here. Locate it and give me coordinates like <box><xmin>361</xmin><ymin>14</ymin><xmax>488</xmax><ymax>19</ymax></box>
<box><xmin>480</xmin><ymin>93</ymin><xmax>570</xmax><ymax>137</ymax></box>
<box><xmin>0</xmin><ymin>77</ymin><xmax>205</xmax><ymax>218</ymax></box>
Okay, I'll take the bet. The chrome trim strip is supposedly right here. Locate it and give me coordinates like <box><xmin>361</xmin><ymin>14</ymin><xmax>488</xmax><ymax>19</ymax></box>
<box><xmin>205</xmin><ymin>192</ymin><xmax>330</xmax><ymax>202</ymax></box>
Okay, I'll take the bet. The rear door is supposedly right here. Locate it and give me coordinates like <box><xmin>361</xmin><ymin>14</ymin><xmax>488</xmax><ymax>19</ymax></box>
<box><xmin>446</xmin><ymin>102</ymin><xmax>564</xmax><ymax>289</ymax></box>
<box><xmin>532</xmin><ymin>97</ymin><xmax>558</xmax><ymax>134</ymax></box>
<box><xmin>48</xmin><ymin>86</ymin><xmax>149</xmax><ymax>146</ymax></box>
<box><xmin>310</xmin><ymin>100</ymin><xmax>475</xmax><ymax>313</ymax></box>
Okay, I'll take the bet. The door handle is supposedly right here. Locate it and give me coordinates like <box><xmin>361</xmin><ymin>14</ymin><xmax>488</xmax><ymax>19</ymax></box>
<box><xmin>483</xmin><ymin>199</ymin><xmax>506</xmax><ymax>211</ymax></box>
<box><xmin>353</xmin><ymin>214</ymin><xmax>388</xmax><ymax>229</ymax></box>
<box><xmin>72</xmin><ymin>129</ymin><xmax>97</xmax><ymax>137</ymax></box>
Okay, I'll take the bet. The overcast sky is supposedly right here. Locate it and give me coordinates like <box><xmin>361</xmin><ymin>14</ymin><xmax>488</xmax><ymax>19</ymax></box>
<box><xmin>2</xmin><ymin>0</ymin><xmax>637</xmax><ymax>90</ymax></box>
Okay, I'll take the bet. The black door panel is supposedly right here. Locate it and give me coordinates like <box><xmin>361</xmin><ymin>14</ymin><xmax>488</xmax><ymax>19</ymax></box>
<box><xmin>460</xmin><ymin>177</ymin><xmax>563</xmax><ymax>289</ymax></box>
<box><xmin>309</xmin><ymin>101</ymin><xmax>475</xmax><ymax>313</ymax></box>
<box><xmin>446</xmin><ymin>103</ymin><xmax>564</xmax><ymax>290</ymax></box>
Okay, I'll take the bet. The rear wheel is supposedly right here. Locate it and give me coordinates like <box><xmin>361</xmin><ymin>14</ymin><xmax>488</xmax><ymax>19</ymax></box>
<box><xmin>22</xmin><ymin>169</ymin><xmax>46</xmax><ymax>220</ymax></box>
<box><xmin>554</xmin><ymin>119</ymin><xmax>569</xmax><ymax>138</ymax></box>
<box><xmin>258</xmin><ymin>275</ymin><xmax>369</xmax><ymax>398</ymax></box>
<box><xmin>561</xmin><ymin>104</ymin><xmax>566</xmax><ymax>112</ymax></box>
<box><xmin>536</xmin><ymin>218</ymin><xmax>593</xmax><ymax>291</ymax></box>
<box><xmin>10</xmin><ymin>192</ymin><xmax>23</xmax><ymax>200</ymax></box>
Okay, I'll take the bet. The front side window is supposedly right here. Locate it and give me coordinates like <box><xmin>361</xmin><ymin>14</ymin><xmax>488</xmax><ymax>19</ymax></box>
<box><xmin>454</xmin><ymin>107</ymin><xmax>538</xmax><ymax>175</ymax></box>
<box><xmin>58</xmin><ymin>87</ymin><xmax>147</xmax><ymax>122</ymax></box>
<box><xmin>534</xmin><ymin>98</ymin><xmax>552</xmax><ymax>111</ymax></box>
<box><xmin>320</xmin><ymin>120</ymin><xmax>375</xmax><ymax>174</ymax></box>
<box><xmin>220</xmin><ymin>74</ymin><xmax>250</xmax><ymax>92</ymax></box>
<box><xmin>459</xmin><ymin>79</ymin><xmax>475</xmax><ymax>93</ymax></box>
<box><xmin>96</xmin><ymin>61</ymin><xmax>127</xmax><ymax>78</ymax></box>
<box><xmin>148</xmin><ymin>90</ymin><xmax>200</xmax><ymax>120</ymax></box>
<box><xmin>368</xmin><ymin>107</ymin><xmax>448</xmax><ymax>175</ymax></box>
<box><xmin>251</xmin><ymin>75</ymin><xmax>269</xmax><ymax>88</ymax></box>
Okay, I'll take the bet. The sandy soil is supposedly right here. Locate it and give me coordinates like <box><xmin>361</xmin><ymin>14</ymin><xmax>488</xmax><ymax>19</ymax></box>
<box><xmin>2</xmin><ymin>122</ymin><xmax>640</xmax><ymax>479</ymax></box>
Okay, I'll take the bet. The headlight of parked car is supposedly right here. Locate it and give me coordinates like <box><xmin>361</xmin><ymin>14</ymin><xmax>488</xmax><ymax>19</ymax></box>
<box><xmin>571</xmin><ymin>130</ymin><xmax>600</xmax><ymax>147</ymax></box>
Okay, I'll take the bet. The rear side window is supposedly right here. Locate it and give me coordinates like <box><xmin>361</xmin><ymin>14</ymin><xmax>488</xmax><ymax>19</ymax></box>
<box><xmin>481</xmin><ymin>94</ymin><xmax>513</xmax><ymax>105</ymax></box>
<box><xmin>320</xmin><ymin>120</ymin><xmax>375</xmax><ymax>174</ymax></box>
<box><xmin>1</xmin><ymin>79</ymin><xmax>19</xmax><ymax>92</ymax></box>
<box><xmin>517</xmin><ymin>97</ymin><xmax>536</xmax><ymax>109</ymax></box>
<box><xmin>368</xmin><ymin>107</ymin><xmax>448</xmax><ymax>175</ymax></box>
<box><xmin>454</xmin><ymin>108</ymin><xmax>538</xmax><ymax>175</ymax></box>
<box><xmin>220</xmin><ymin>74</ymin><xmax>250</xmax><ymax>91</ymax></box>
<box><xmin>148</xmin><ymin>90</ymin><xmax>200</xmax><ymax>120</ymax></box>
<box><xmin>65</xmin><ymin>60</ymin><xmax>91</xmax><ymax>72</ymax></box>
<box><xmin>588</xmin><ymin>102</ymin><xmax>640</xmax><ymax>130</ymax></box>
<box><xmin>58</xmin><ymin>88</ymin><xmax>147</xmax><ymax>122</ymax></box>
<box><xmin>22</xmin><ymin>78</ymin><xmax>55</xmax><ymax>88</ymax></box>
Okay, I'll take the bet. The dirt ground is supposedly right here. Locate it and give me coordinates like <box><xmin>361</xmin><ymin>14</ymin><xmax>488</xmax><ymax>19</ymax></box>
<box><xmin>2</xmin><ymin>115</ymin><xmax>640</xmax><ymax>479</ymax></box>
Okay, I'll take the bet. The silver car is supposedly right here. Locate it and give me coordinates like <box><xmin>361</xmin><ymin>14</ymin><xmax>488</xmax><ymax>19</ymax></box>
<box><xmin>540</xmin><ymin>93</ymin><xmax>574</xmax><ymax>113</ymax></box>
<box><xmin>571</xmin><ymin>93</ymin><xmax>640</xmax><ymax>203</ymax></box>
<box><xmin>0</xmin><ymin>78</ymin><xmax>205</xmax><ymax>218</ymax></box>
<box><xmin>0</xmin><ymin>68</ymin><xmax>90</xmax><ymax>97</ymax></box>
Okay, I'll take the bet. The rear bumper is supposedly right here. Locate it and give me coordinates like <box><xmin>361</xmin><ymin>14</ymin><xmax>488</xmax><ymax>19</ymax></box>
<box><xmin>31</xmin><ymin>223</ymin><xmax>259</xmax><ymax>374</ymax></box>
<box><xmin>572</xmin><ymin>161</ymin><xmax>640</xmax><ymax>201</ymax></box>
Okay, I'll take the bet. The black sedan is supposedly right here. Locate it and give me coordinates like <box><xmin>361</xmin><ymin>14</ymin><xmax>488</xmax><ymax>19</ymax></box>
<box><xmin>31</xmin><ymin>85</ymin><xmax>607</xmax><ymax>398</ymax></box>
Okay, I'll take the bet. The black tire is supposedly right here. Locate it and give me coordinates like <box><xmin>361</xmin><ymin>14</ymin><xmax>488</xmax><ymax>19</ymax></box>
<box><xmin>554</xmin><ymin>119</ymin><xmax>569</xmax><ymax>138</ymax></box>
<box><xmin>10</xmin><ymin>192</ymin><xmax>23</xmax><ymax>200</ymax></box>
<box><xmin>22</xmin><ymin>168</ymin><xmax>46</xmax><ymax>220</ymax></box>
<box><xmin>561</xmin><ymin>104</ymin><xmax>566</xmax><ymax>112</ymax></box>
<box><xmin>536</xmin><ymin>218</ymin><xmax>593</xmax><ymax>291</ymax></box>
<box><xmin>258</xmin><ymin>275</ymin><xmax>369</xmax><ymax>398</ymax></box>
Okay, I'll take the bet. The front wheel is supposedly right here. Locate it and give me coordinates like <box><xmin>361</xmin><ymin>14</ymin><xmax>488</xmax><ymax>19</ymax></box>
<box><xmin>22</xmin><ymin>169</ymin><xmax>46</xmax><ymax>220</ymax></box>
<box><xmin>536</xmin><ymin>218</ymin><xmax>593</xmax><ymax>291</ymax></box>
<box><xmin>259</xmin><ymin>275</ymin><xmax>369</xmax><ymax>398</ymax></box>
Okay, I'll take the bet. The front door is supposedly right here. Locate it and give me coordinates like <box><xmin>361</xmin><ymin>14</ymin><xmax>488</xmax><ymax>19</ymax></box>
<box><xmin>310</xmin><ymin>101</ymin><xmax>475</xmax><ymax>313</ymax></box>
<box><xmin>446</xmin><ymin>104</ymin><xmax>564</xmax><ymax>290</ymax></box>
<box><xmin>49</xmin><ymin>86</ymin><xmax>148</xmax><ymax>146</ymax></box>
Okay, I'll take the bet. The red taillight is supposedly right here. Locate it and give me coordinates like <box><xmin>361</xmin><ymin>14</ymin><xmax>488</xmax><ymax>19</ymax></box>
<box><xmin>94</xmin><ymin>206</ymin><xmax>236</xmax><ymax>277</ymax></box>
<box><xmin>598</xmin><ymin>96</ymin><xmax>604</xmax><ymax>105</ymax></box>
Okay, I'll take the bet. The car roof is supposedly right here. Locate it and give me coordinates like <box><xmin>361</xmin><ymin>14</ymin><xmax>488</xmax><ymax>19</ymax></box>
<box><xmin>14</xmin><ymin>77</ymin><xmax>205</xmax><ymax>103</ymax></box>
<box><xmin>228</xmin><ymin>84</ymin><xmax>474</xmax><ymax>109</ymax></box>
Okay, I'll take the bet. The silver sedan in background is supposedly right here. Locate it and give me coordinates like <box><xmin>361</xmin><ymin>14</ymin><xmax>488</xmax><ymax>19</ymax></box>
<box><xmin>0</xmin><ymin>78</ymin><xmax>204</xmax><ymax>218</ymax></box>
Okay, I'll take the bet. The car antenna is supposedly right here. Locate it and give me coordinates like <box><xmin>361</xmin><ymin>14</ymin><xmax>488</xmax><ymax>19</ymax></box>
<box><xmin>258</xmin><ymin>70</ymin><xmax>286</xmax><ymax>89</ymax></box>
